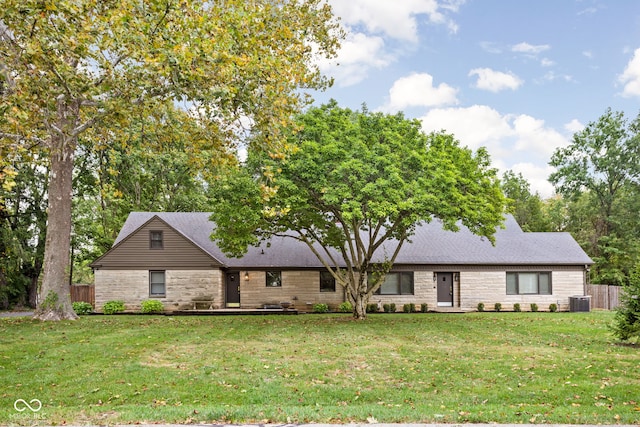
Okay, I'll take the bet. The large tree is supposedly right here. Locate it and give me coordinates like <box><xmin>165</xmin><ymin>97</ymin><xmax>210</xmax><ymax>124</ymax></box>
<box><xmin>501</xmin><ymin>170</ymin><xmax>550</xmax><ymax>232</ymax></box>
<box><xmin>211</xmin><ymin>102</ymin><xmax>506</xmax><ymax>319</ymax></box>
<box><xmin>549</xmin><ymin>109</ymin><xmax>640</xmax><ymax>285</ymax></box>
<box><xmin>0</xmin><ymin>0</ymin><xmax>341</xmax><ymax>320</ymax></box>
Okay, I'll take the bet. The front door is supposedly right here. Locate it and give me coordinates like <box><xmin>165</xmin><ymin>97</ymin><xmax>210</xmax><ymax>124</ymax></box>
<box><xmin>437</xmin><ymin>272</ymin><xmax>454</xmax><ymax>307</ymax></box>
<box><xmin>226</xmin><ymin>272</ymin><xmax>240</xmax><ymax>308</ymax></box>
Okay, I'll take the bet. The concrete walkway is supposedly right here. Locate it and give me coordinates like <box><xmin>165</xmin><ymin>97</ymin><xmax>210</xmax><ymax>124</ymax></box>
<box><xmin>0</xmin><ymin>311</ymin><xmax>33</xmax><ymax>318</ymax></box>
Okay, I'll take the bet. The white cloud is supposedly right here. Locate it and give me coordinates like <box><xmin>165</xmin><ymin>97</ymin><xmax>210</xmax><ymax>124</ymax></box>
<box><xmin>419</xmin><ymin>105</ymin><xmax>569</xmax><ymax>198</ymax></box>
<box><xmin>420</xmin><ymin>105</ymin><xmax>513</xmax><ymax>152</ymax></box>
<box><xmin>512</xmin><ymin>114</ymin><xmax>569</xmax><ymax>158</ymax></box>
<box><xmin>539</xmin><ymin>71</ymin><xmax>575</xmax><ymax>83</ymax></box>
<box><xmin>329</xmin><ymin>0</ymin><xmax>461</xmax><ymax>42</ymax></box>
<box><xmin>540</xmin><ymin>58</ymin><xmax>555</xmax><ymax>67</ymax></box>
<box><xmin>479</xmin><ymin>41</ymin><xmax>502</xmax><ymax>54</ymax></box>
<box><xmin>619</xmin><ymin>47</ymin><xmax>640</xmax><ymax>97</ymax></box>
<box><xmin>564</xmin><ymin>119</ymin><xmax>584</xmax><ymax>134</ymax></box>
<box><xmin>512</xmin><ymin>42</ymin><xmax>551</xmax><ymax>55</ymax></box>
<box><xmin>380</xmin><ymin>73</ymin><xmax>458</xmax><ymax>112</ymax></box>
<box><xmin>509</xmin><ymin>163</ymin><xmax>556</xmax><ymax>198</ymax></box>
<box><xmin>316</xmin><ymin>32</ymin><xmax>392</xmax><ymax>87</ymax></box>
<box><xmin>582</xmin><ymin>50</ymin><xmax>594</xmax><ymax>59</ymax></box>
<box><xmin>468</xmin><ymin>68</ymin><xmax>523</xmax><ymax>92</ymax></box>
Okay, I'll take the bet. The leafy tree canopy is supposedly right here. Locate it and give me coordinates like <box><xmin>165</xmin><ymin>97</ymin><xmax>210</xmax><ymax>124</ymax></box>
<box><xmin>0</xmin><ymin>0</ymin><xmax>342</xmax><ymax>320</ymax></box>
<box><xmin>211</xmin><ymin>102</ymin><xmax>506</xmax><ymax>319</ymax></box>
<box><xmin>550</xmin><ymin>109</ymin><xmax>640</xmax><ymax>285</ymax></box>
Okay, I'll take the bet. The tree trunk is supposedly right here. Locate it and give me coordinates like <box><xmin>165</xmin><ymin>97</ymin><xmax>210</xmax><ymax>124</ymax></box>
<box><xmin>353</xmin><ymin>292</ymin><xmax>367</xmax><ymax>319</ymax></box>
<box><xmin>351</xmin><ymin>274</ymin><xmax>369</xmax><ymax>320</ymax></box>
<box><xmin>33</xmin><ymin>138</ymin><xmax>77</xmax><ymax>321</ymax></box>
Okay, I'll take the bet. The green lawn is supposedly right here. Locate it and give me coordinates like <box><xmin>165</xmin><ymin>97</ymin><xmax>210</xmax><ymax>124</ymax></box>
<box><xmin>0</xmin><ymin>311</ymin><xmax>638</xmax><ymax>425</ymax></box>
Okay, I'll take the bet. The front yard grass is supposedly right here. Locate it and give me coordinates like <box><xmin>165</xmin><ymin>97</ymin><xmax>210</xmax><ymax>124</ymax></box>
<box><xmin>0</xmin><ymin>311</ymin><xmax>638</xmax><ymax>425</ymax></box>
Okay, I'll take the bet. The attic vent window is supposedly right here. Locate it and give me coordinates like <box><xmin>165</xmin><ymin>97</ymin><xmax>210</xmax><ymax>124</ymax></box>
<box><xmin>150</xmin><ymin>231</ymin><xmax>164</xmax><ymax>249</ymax></box>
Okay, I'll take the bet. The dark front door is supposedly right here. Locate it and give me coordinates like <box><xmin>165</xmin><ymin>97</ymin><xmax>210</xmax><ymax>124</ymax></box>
<box><xmin>226</xmin><ymin>272</ymin><xmax>240</xmax><ymax>307</ymax></box>
<box><xmin>437</xmin><ymin>272</ymin><xmax>453</xmax><ymax>307</ymax></box>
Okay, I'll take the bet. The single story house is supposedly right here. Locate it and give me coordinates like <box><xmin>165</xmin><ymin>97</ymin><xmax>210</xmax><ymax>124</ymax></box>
<box><xmin>91</xmin><ymin>212</ymin><xmax>593</xmax><ymax>312</ymax></box>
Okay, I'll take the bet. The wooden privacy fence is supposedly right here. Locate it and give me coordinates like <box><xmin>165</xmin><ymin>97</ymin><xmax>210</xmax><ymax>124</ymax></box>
<box><xmin>586</xmin><ymin>284</ymin><xmax>621</xmax><ymax>310</ymax></box>
<box><xmin>70</xmin><ymin>285</ymin><xmax>95</xmax><ymax>307</ymax></box>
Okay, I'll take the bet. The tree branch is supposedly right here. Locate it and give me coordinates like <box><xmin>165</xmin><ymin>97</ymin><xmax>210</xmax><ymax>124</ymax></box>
<box><xmin>0</xmin><ymin>132</ymin><xmax>47</xmax><ymax>146</ymax></box>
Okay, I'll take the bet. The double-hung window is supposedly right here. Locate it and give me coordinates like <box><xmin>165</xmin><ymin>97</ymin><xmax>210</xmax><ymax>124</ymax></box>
<box><xmin>150</xmin><ymin>271</ymin><xmax>166</xmax><ymax>297</ymax></box>
<box><xmin>506</xmin><ymin>272</ymin><xmax>551</xmax><ymax>295</ymax></box>
<box><xmin>150</xmin><ymin>231</ymin><xmax>163</xmax><ymax>249</ymax></box>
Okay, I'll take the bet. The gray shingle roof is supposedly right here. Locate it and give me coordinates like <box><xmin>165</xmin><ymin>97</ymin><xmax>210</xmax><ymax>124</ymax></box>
<box><xmin>114</xmin><ymin>212</ymin><xmax>593</xmax><ymax>268</ymax></box>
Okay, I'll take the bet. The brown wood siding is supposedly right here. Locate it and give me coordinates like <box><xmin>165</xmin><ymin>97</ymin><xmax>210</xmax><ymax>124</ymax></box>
<box><xmin>94</xmin><ymin>218</ymin><xmax>219</xmax><ymax>269</ymax></box>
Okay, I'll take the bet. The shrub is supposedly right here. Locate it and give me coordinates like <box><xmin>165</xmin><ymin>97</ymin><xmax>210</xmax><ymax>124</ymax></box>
<box><xmin>141</xmin><ymin>299</ymin><xmax>164</xmax><ymax>314</ymax></box>
<box><xmin>403</xmin><ymin>303</ymin><xmax>416</xmax><ymax>313</ymax></box>
<box><xmin>103</xmin><ymin>300</ymin><xmax>125</xmax><ymax>315</ymax></box>
<box><xmin>549</xmin><ymin>303</ymin><xmax>558</xmax><ymax>312</ymax></box>
<box><xmin>338</xmin><ymin>301</ymin><xmax>353</xmax><ymax>313</ymax></box>
<box><xmin>494</xmin><ymin>302</ymin><xmax>502</xmax><ymax>312</ymax></box>
<box><xmin>530</xmin><ymin>303</ymin><xmax>539</xmax><ymax>312</ymax></box>
<box><xmin>513</xmin><ymin>303</ymin><xmax>521</xmax><ymax>312</ymax></box>
<box><xmin>383</xmin><ymin>303</ymin><xmax>392</xmax><ymax>313</ymax></box>
<box><xmin>420</xmin><ymin>303</ymin><xmax>429</xmax><ymax>313</ymax></box>
<box><xmin>477</xmin><ymin>302</ymin><xmax>485</xmax><ymax>312</ymax></box>
<box><xmin>72</xmin><ymin>302</ymin><xmax>93</xmax><ymax>315</ymax></box>
<box><xmin>312</xmin><ymin>303</ymin><xmax>329</xmax><ymax>313</ymax></box>
<box><xmin>611</xmin><ymin>265</ymin><xmax>640</xmax><ymax>342</ymax></box>
<box><xmin>366</xmin><ymin>303</ymin><xmax>379</xmax><ymax>313</ymax></box>
<box><xmin>389</xmin><ymin>303</ymin><xmax>396</xmax><ymax>313</ymax></box>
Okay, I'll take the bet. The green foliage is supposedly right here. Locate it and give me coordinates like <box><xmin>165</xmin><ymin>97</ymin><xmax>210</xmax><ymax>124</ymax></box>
<box><xmin>477</xmin><ymin>302</ymin><xmax>485</xmax><ymax>312</ymax></box>
<box><xmin>366</xmin><ymin>303</ymin><xmax>379</xmax><ymax>313</ymax></box>
<box><xmin>312</xmin><ymin>303</ymin><xmax>329</xmax><ymax>313</ymax></box>
<box><xmin>103</xmin><ymin>300</ymin><xmax>125</xmax><ymax>315</ymax></box>
<box><xmin>513</xmin><ymin>303</ymin><xmax>521</xmax><ymax>312</ymax></box>
<box><xmin>211</xmin><ymin>102</ymin><xmax>507</xmax><ymax>319</ymax></box>
<box><xmin>502</xmin><ymin>171</ymin><xmax>550</xmax><ymax>232</ymax></box>
<box><xmin>494</xmin><ymin>302</ymin><xmax>502</xmax><ymax>312</ymax></box>
<box><xmin>72</xmin><ymin>302</ymin><xmax>93</xmax><ymax>315</ymax></box>
<box><xmin>337</xmin><ymin>301</ymin><xmax>352</xmax><ymax>313</ymax></box>
<box><xmin>611</xmin><ymin>266</ymin><xmax>640</xmax><ymax>342</ymax></box>
<box><xmin>403</xmin><ymin>303</ymin><xmax>416</xmax><ymax>313</ymax></box>
<box><xmin>550</xmin><ymin>109</ymin><xmax>640</xmax><ymax>285</ymax></box>
<box><xmin>420</xmin><ymin>303</ymin><xmax>429</xmax><ymax>313</ymax></box>
<box><xmin>1</xmin><ymin>0</ymin><xmax>343</xmax><ymax>319</ymax></box>
<box><xmin>140</xmin><ymin>300</ymin><xmax>164</xmax><ymax>314</ymax></box>
<box><xmin>549</xmin><ymin>303</ymin><xmax>558</xmax><ymax>312</ymax></box>
<box><xmin>530</xmin><ymin>303</ymin><xmax>539</xmax><ymax>312</ymax></box>
<box><xmin>0</xmin><ymin>156</ymin><xmax>47</xmax><ymax>308</ymax></box>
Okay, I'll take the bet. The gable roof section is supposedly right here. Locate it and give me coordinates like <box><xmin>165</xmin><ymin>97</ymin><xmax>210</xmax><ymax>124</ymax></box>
<box><xmin>98</xmin><ymin>212</ymin><xmax>593</xmax><ymax>269</ymax></box>
<box><xmin>92</xmin><ymin>213</ymin><xmax>225</xmax><ymax>268</ymax></box>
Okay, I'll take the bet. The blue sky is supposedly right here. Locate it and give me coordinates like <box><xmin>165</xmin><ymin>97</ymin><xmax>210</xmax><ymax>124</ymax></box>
<box><xmin>312</xmin><ymin>0</ymin><xmax>640</xmax><ymax>197</ymax></box>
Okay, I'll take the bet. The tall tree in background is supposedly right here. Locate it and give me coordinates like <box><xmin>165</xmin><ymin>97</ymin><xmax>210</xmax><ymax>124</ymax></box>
<box><xmin>0</xmin><ymin>0</ymin><xmax>341</xmax><ymax>320</ymax></box>
<box><xmin>72</xmin><ymin>104</ymin><xmax>224</xmax><ymax>281</ymax></box>
<box><xmin>501</xmin><ymin>170</ymin><xmax>549</xmax><ymax>232</ymax></box>
<box><xmin>211</xmin><ymin>102</ymin><xmax>506</xmax><ymax>319</ymax></box>
<box><xmin>0</xmin><ymin>155</ymin><xmax>48</xmax><ymax>308</ymax></box>
<box><xmin>549</xmin><ymin>109</ymin><xmax>640</xmax><ymax>285</ymax></box>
